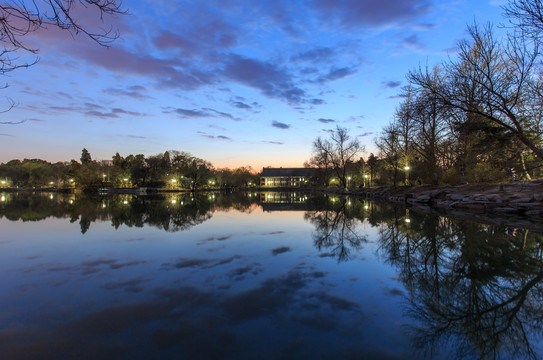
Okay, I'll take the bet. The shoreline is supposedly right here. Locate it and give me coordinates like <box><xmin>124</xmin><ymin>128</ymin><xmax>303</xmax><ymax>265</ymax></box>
<box><xmin>3</xmin><ymin>180</ymin><xmax>543</xmax><ymax>218</ymax></box>
<box><xmin>349</xmin><ymin>180</ymin><xmax>543</xmax><ymax>218</ymax></box>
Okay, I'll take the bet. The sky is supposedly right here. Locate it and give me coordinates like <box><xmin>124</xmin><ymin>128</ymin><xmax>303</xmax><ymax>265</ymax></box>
<box><xmin>0</xmin><ymin>0</ymin><xmax>508</xmax><ymax>170</ymax></box>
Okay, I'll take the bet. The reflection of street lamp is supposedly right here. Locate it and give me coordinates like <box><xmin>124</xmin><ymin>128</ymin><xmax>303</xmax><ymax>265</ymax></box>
<box><xmin>404</xmin><ymin>166</ymin><xmax>410</xmax><ymax>185</ymax></box>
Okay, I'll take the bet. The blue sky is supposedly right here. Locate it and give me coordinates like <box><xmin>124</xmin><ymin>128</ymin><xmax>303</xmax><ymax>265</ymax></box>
<box><xmin>1</xmin><ymin>0</ymin><xmax>506</xmax><ymax>170</ymax></box>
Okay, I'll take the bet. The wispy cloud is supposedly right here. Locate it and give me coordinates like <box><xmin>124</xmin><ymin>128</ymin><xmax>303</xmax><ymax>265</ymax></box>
<box><xmin>197</xmin><ymin>131</ymin><xmax>232</xmax><ymax>141</ymax></box>
<box><xmin>318</xmin><ymin>118</ymin><xmax>335</xmax><ymax>123</ymax></box>
<box><xmin>262</xmin><ymin>140</ymin><xmax>285</xmax><ymax>145</ymax></box>
<box><xmin>272</xmin><ymin>121</ymin><xmax>290</xmax><ymax>129</ymax></box>
<box><xmin>381</xmin><ymin>80</ymin><xmax>401</xmax><ymax>88</ymax></box>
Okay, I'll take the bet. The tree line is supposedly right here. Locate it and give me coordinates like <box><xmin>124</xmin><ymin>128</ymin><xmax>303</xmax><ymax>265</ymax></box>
<box><xmin>374</xmin><ymin>0</ymin><xmax>543</xmax><ymax>185</ymax></box>
<box><xmin>308</xmin><ymin>0</ymin><xmax>543</xmax><ymax>188</ymax></box>
<box><xmin>0</xmin><ymin>149</ymin><xmax>259</xmax><ymax>191</ymax></box>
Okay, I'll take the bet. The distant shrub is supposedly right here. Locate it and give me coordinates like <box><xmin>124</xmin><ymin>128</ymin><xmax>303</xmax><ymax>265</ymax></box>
<box><xmin>441</xmin><ymin>168</ymin><xmax>462</xmax><ymax>185</ymax></box>
<box><xmin>467</xmin><ymin>162</ymin><xmax>503</xmax><ymax>183</ymax></box>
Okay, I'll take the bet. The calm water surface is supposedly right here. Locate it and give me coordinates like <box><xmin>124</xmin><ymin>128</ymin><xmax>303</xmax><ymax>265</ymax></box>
<box><xmin>1</xmin><ymin>191</ymin><xmax>542</xmax><ymax>359</ymax></box>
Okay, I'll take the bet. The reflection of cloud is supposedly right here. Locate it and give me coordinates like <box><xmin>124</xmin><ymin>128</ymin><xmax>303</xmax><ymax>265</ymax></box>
<box><xmin>45</xmin><ymin>258</ymin><xmax>148</xmax><ymax>275</ymax></box>
<box><xmin>318</xmin><ymin>252</ymin><xmax>336</xmax><ymax>258</ymax></box>
<box><xmin>262</xmin><ymin>231</ymin><xmax>286</xmax><ymax>235</ymax></box>
<box><xmin>162</xmin><ymin>255</ymin><xmax>243</xmax><ymax>270</ymax></box>
<box><xmin>228</xmin><ymin>263</ymin><xmax>263</xmax><ymax>280</ymax></box>
<box><xmin>100</xmin><ymin>277</ymin><xmax>149</xmax><ymax>293</ymax></box>
<box><xmin>0</xmin><ymin>269</ymin><xmax>372</xmax><ymax>359</ymax></box>
<box><xmin>272</xmin><ymin>246</ymin><xmax>292</xmax><ymax>256</ymax></box>
<box><xmin>383</xmin><ymin>287</ymin><xmax>404</xmax><ymax>297</ymax></box>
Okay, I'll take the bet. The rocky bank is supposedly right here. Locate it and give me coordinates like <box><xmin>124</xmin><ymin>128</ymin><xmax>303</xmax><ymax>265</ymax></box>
<box><xmin>355</xmin><ymin>179</ymin><xmax>543</xmax><ymax>218</ymax></box>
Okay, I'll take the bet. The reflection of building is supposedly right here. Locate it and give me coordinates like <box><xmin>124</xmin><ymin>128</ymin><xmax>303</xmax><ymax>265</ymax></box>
<box><xmin>260</xmin><ymin>192</ymin><xmax>309</xmax><ymax>211</ymax></box>
<box><xmin>260</xmin><ymin>168</ymin><xmax>317</xmax><ymax>187</ymax></box>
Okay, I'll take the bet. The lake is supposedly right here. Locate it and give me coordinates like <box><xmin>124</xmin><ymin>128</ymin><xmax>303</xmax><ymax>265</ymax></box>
<box><xmin>1</xmin><ymin>191</ymin><xmax>542</xmax><ymax>359</ymax></box>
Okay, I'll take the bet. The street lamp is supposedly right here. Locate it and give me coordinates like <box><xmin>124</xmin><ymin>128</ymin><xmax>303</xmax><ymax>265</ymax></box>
<box><xmin>404</xmin><ymin>166</ymin><xmax>410</xmax><ymax>185</ymax></box>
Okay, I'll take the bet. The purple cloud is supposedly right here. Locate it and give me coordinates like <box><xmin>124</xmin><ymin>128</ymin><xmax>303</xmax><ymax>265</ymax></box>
<box><xmin>318</xmin><ymin>118</ymin><xmax>335</xmax><ymax>123</ymax></box>
<box><xmin>401</xmin><ymin>34</ymin><xmax>426</xmax><ymax>51</ymax></box>
<box><xmin>272</xmin><ymin>121</ymin><xmax>290</xmax><ymax>129</ymax></box>
<box><xmin>197</xmin><ymin>131</ymin><xmax>232</xmax><ymax>141</ymax></box>
<box><xmin>382</xmin><ymin>80</ymin><xmax>401</xmax><ymax>88</ymax></box>
<box><xmin>171</xmin><ymin>107</ymin><xmax>237</xmax><ymax>120</ymax></box>
<box><xmin>103</xmin><ymin>85</ymin><xmax>153</xmax><ymax>100</ymax></box>
<box><xmin>262</xmin><ymin>140</ymin><xmax>285</xmax><ymax>145</ymax></box>
<box><xmin>316</xmin><ymin>66</ymin><xmax>357</xmax><ymax>82</ymax></box>
<box><xmin>310</xmin><ymin>0</ymin><xmax>432</xmax><ymax>28</ymax></box>
<box><xmin>223</xmin><ymin>54</ymin><xmax>307</xmax><ymax>104</ymax></box>
<box><xmin>292</xmin><ymin>47</ymin><xmax>336</xmax><ymax>62</ymax></box>
<box><xmin>174</xmin><ymin>108</ymin><xmax>209</xmax><ymax>118</ymax></box>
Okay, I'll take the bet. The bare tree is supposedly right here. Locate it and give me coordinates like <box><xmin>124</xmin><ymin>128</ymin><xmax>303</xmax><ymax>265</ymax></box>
<box><xmin>409</xmin><ymin>23</ymin><xmax>543</xmax><ymax>162</ymax></box>
<box><xmin>376</xmin><ymin>123</ymin><xmax>402</xmax><ymax>186</ymax></box>
<box><xmin>409</xmin><ymin>66</ymin><xmax>450</xmax><ymax>184</ymax></box>
<box><xmin>1</xmin><ymin>1</ymin><xmax>125</xmax><ymax>74</ymax></box>
<box><xmin>309</xmin><ymin>126</ymin><xmax>364</xmax><ymax>189</ymax></box>
<box><xmin>503</xmin><ymin>0</ymin><xmax>543</xmax><ymax>42</ymax></box>
<box><xmin>394</xmin><ymin>85</ymin><xmax>416</xmax><ymax>181</ymax></box>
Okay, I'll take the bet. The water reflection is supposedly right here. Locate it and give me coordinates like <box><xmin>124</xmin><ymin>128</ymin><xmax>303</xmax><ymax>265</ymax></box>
<box><xmin>2</xmin><ymin>191</ymin><xmax>543</xmax><ymax>359</ymax></box>
<box><xmin>377</xmin><ymin>208</ymin><xmax>543</xmax><ymax>359</ymax></box>
<box><xmin>304</xmin><ymin>196</ymin><xmax>367</xmax><ymax>262</ymax></box>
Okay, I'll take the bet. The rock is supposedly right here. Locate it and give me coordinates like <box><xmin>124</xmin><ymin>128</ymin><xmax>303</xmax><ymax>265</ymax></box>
<box><xmin>448</xmin><ymin>194</ymin><xmax>467</xmax><ymax>201</ymax></box>
<box><xmin>510</xmin><ymin>197</ymin><xmax>533</xmax><ymax>203</ymax></box>
<box><xmin>413</xmin><ymin>194</ymin><xmax>432</xmax><ymax>203</ymax></box>
<box><xmin>494</xmin><ymin>207</ymin><xmax>520</xmax><ymax>213</ymax></box>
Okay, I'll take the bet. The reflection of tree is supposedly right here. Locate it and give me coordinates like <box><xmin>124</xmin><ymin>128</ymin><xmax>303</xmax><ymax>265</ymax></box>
<box><xmin>305</xmin><ymin>197</ymin><xmax>367</xmax><ymax>262</ymax></box>
<box><xmin>378</xmin><ymin>210</ymin><xmax>543</xmax><ymax>359</ymax></box>
<box><xmin>0</xmin><ymin>192</ymin><xmax>233</xmax><ymax>234</ymax></box>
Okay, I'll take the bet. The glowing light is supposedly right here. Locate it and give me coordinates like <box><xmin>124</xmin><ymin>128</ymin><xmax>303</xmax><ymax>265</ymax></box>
<box><xmin>405</xmin><ymin>218</ymin><xmax>411</xmax><ymax>223</ymax></box>
<box><xmin>171</xmin><ymin>179</ymin><xmax>177</xmax><ymax>183</ymax></box>
<box><xmin>69</xmin><ymin>200</ymin><xmax>73</xmax><ymax>204</ymax></box>
<box><xmin>1</xmin><ymin>180</ymin><xmax>5</xmax><ymax>184</ymax></box>
<box><xmin>123</xmin><ymin>178</ymin><xmax>128</xmax><ymax>181</ymax></box>
<box><xmin>69</xmin><ymin>179</ymin><xmax>74</xmax><ymax>182</ymax></box>
<box><xmin>123</xmin><ymin>200</ymin><xmax>128</xmax><ymax>204</ymax></box>
<box><xmin>364</xmin><ymin>205</ymin><xmax>369</xmax><ymax>209</ymax></box>
<box><xmin>172</xmin><ymin>199</ymin><xmax>176</xmax><ymax>204</ymax></box>
<box><xmin>49</xmin><ymin>181</ymin><xmax>54</xmax><ymax>185</ymax></box>
<box><xmin>50</xmin><ymin>194</ymin><xmax>54</xmax><ymax>199</ymax></box>
<box><xmin>404</xmin><ymin>166</ymin><xmax>410</xmax><ymax>171</ymax></box>
<box><xmin>1</xmin><ymin>196</ymin><xmax>5</xmax><ymax>202</ymax></box>
<box><xmin>102</xmin><ymin>203</ymin><xmax>107</xmax><ymax>208</ymax></box>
